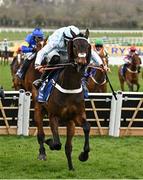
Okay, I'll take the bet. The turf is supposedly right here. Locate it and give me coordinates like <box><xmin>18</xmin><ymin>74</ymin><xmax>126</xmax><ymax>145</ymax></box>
<box><xmin>0</xmin><ymin>135</ymin><xmax>143</xmax><ymax>179</ymax></box>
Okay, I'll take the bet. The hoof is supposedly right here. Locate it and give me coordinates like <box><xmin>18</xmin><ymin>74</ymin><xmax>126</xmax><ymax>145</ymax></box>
<box><xmin>78</xmin><ymin>152</ymin><xmax>89</xmax><ymax>162</ymax></box>
<box><xmin>45</xmin><ymin>138</ymin><xmax>62</xmax><ymax>150</ymax></box>
<box><xmin>69</xmin><ymin>166</ymin><xmax>75</xmax><ymax>171</ymax></box>
<box><xmin>54</xmin><ymin>143</ymin><xmax>62</xmax><ymax>150</ymax></box>
<box><xmin>38</xmin><ymin>154</ymin><xmax>47</xmax><ymax>161</ymax></box>
<box><xmin>45</xmin><ymin>138</ymin><xmax>54</xmax><ymax>150</ymax></box>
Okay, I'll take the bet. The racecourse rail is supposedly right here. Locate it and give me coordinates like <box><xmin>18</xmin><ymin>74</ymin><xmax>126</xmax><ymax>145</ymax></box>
<box><xmin>0</xmin><ymin>90</ymin><xmax>143</xmax><ymax>136</ymax></box>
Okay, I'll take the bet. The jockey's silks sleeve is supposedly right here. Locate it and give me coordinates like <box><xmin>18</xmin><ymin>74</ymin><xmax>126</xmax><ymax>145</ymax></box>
<box><xmin>90</xmin><ymin>49</ymin><xmax>103</xmax><ymax>65</ymax></box>
<box><xmin>21</xmin><ymin>42</ymin><xmax>33</xmax><ymax>53</ymax></box>
<box><xmin>21</xmin><ymin>34</ymin><xmax>35</xmax><ymax>53</ymax></box>
<box><xmin>35</xmin><ymin>43</ymin><xmax>54</xmax><ymax>66</ymax></box>
<box><xmin>35</xmin><ymin>28</ymin><xmax>65</xmax><ymax>66</ymax></box>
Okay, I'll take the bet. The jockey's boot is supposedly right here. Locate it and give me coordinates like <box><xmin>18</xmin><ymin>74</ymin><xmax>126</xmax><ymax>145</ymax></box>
<box><xmin>33</xmin><ymin>71</ymin><xmax>50</xmax><ymax>89</ymax></box>
<box><xmin>81</xmin><ymin>77</ymin><xmax>89</xmax><ymax>98</ymax></box>
<box><xmin>122</xmin><ymin>63</ymin><xmax>128</xmax><ymax>78</ymax></box>
<box><xmin>16</xmin><ymin>59</ymin><xmax>31</xmax><ymax>79</ymax></box>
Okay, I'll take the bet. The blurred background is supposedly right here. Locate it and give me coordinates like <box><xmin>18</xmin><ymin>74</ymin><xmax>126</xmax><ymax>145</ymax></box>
<box><xmin>0</xmin><ymin>0</ymin><xmax>143</xmax><ymax>29</ymax></box>
<box><xmin>1</xmin><ymin>0</ymin><xmax>143</xmax><ymax>91</ymax></box>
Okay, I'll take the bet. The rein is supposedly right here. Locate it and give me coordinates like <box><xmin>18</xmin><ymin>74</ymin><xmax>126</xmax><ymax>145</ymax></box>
<box><xmin>91</xmin><ymin>76</ymin><xmax>106</xmax><ymax>85</ymax></box>
<box><xmin>42</xmin><ymin>63</ymin><xmax>75</xmax><ymax>70</ymax></box>
<box><xmin>89</xmin><ymin>65</ymin><xmax>106</xmax><ymax>85</ymax></box>
<box><xmin>87</xmin><ymin>64</ymin><xmax>104</xmax><ymax>71</ymax></box>
<box><xmin>126</xmin><ymin>67</ymin><xmax>138</xmax><ymax>74</ymax></box>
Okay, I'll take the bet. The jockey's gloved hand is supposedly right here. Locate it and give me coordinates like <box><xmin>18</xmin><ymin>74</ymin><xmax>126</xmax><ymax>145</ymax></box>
<box><xmin>104</xmin><ymin>65</ymin><xmax>110</xmax><ymax>72</ymax></box>
<box><xmin>35</xmin><ymin>65</ymin><xmax>45</xmax><ymax>73</ymax></box>
<box><xmin>99</xmin><ymin>64</ymin><xmax>108</xmax><ymax>72</ymax></box>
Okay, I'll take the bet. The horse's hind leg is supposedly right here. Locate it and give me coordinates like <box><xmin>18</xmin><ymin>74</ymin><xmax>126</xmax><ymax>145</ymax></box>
<box><xmin>65</xmin><ymin>121</ymin><xmax>75</xmax><ymax>170</ymax></box>
<box><xmin>35</xmin><ymin>105</ymin><xmax>46</xmax><ymax>160</ymax></box>
<box><xmin>45</xmin><ymin>116</ymin><xmax>62</xmax><ymax>150</ymax></box>
<box><xmin>79</xmin><ymin>117</ymin><xmax>90</xmax><ymax>162</ymax></box>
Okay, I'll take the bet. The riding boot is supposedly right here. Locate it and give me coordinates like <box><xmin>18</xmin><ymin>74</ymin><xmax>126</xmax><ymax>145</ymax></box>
<box><xmin>16</xmin><ymin>59</ymin><xmax>32</xmax><ymax>79</ymax></box>
<box><xmin>81</xmin><ymin>77</ymin><xmax>89</xmax><ymax>98</ymax></box>
<box><xmin>122</xmin><ymin>63</ymin><xmax>128</xmax><ymax>78</ymax></box>
<box><xmin>33</xmin><ymin>71</ymin><xmax>50</xmax><ymax>89</ymax></box>
<box><xmin>81</xmin><ymin>67</ymin><xmax>92</xmax><ymax>98</ymax></box>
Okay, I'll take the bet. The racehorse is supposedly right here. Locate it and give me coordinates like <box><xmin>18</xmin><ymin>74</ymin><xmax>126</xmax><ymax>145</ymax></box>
<box><xmin>10</xmin><ymin>52</ymin><xmax>24</xmax><ymax>90</ymax></box>
<box><xmin>87</xmin><ymin>49</ymin><xmax>108</xmax><ymax>93</ymax></box>
<box><xmin>0</xmin><ymin>50</ymin><xmax>9</xmax><ymax>65</ymax></box>
<box><xmin>32</xmin><ymin>29</ymin><xmax>91</xmax><ymax>170</ymax></box>
<box><xmin>11</xmin><ymin>41</ymin><xmax>44</xmax><ymax>91</ymax></box>
<box><xmin>118</xmin><ymin>54</ymin><xmax>141</xmax><ymax>91</ymax></box>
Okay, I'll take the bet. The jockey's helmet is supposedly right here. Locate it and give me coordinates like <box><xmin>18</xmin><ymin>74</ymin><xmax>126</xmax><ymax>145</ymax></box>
<box><xmin>95</xmin><ymin>39</ymin><xmax>103</xmax><ymax>46</ymax></box>
<box><xmin>32</xmin><ymin>28</ymin><xmax>44</xmax><ymax>39</ymax></box>
<box><xmin>129</xmin><ymin>46</ymin><xmax>137</xmax><ymax>52</ymax></box>
<box><xmin>64</xmin><ymin>25</ymin><xmax>80</xmax><ymax>40</ymax></box>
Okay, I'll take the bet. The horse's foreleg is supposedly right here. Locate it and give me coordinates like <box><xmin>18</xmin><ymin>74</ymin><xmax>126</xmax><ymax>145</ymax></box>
<box><xmin>126</xmin><ymin>79</ymin><xmax>133</xmax><ymax>91</ymax></box>
<box><xmin>65</xmin><ymin>121</ymin><xmax>75</xmax><ymax>170</ymax></box>
<box><xmin>35</xmin><ymin>106</ymin><xmax>46</xmax><ymax>160</ymax></box>
<box><xmin>45</xmin><ymin>116</ymin><xmax>61</xmax><ymax>150</ymax></box>
<box><xmin>136</xmin><ymin>83</ymin><xmax>140</xmax><ymax>92</ymax></box>
<box><xmin>79</xmin><ymin>118</ymin><xmax>90</xmax><ymax>162</ymax></box>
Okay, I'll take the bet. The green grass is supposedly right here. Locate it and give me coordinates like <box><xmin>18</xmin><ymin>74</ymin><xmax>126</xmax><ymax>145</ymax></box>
<box><xmin>0</xmin><ymin>63</ymin><xmax>143</xmax><ymax>92</ymax></box>
<box><xmin>0</xmin><ymin>31</ymin><xmax>143</xmax><ymax>41</ymax></box>
<box><xmin>0</xmin><ymin>135</ymin><xmax>143</xmax><ymax>179</ymax></box>
<box><xmin>0</xmin><ymin>63</ymin><xmax>13</xmax><ymax>90</ymax></box>
<box><xmin>0</xmin><ymin>31</ymin><xmax>50</xmax><ymax>41</ymax></box>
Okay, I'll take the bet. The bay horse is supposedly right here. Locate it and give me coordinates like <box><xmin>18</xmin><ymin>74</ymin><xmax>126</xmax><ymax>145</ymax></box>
<box><xmin>11</xmin><ymin>41</ymin><xmax>44</xmax><ymax>91</ymax></box>
<box><xmin>87</xmin><ymin>49</ymin><xmax>108</xmax><ymax>92</ymax></box>
<box><xmin>118</xmin><ymin>54</ymin><xmax>141</xmax><ymax>91</ymax></box>
<box><xmin>10</xmin><ymin>52</ymin><xmax>24</xmax><ymax>90</ymax></box>
<box><xmin>32</xmin><ymin>30</ymin><xmax>91</xmax><ymax>170</ymax></box>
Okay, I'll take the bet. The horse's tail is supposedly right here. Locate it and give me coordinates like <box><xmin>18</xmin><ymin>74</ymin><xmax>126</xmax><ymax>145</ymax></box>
<box><xmin>61</xmin><ymin>105</ymin><xmax>78</xmax><ymax>121</ymax></box>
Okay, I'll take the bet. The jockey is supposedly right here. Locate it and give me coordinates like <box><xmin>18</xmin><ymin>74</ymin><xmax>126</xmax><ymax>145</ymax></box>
<box><xmin>16</xmin><ymin>27</ymin><xmax>44</xmax><ymax>79</ymax></box>
<box><xmin>83</xmin><ymin>38</ymin><xmax>110</xmax><ymax>82</ymax></box>
<box><xmin>33</xmin><ymin>25</ymin><xmax>106</xmax><ymax>89</ymax></box>
<box><xmin>122</xmin><ymin>46</ymin><xmax>140</xmax><ymax>77</ymax></box>
<box><xmin>94</xmin><ymin>38</ymin><xmax>109</xmax><ymax>63</ymax></box>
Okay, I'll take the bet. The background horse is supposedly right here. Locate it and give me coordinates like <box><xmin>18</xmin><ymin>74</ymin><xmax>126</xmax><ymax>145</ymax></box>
<box><xmin>118</xmin><ymin>54</ymin><xmax>141</xmax><ymax>91</ymax></box>
<box><xmin>10</xmin><ymin>52</ymin><xmax>24</xmax><ymax>90</ymax></box>
<box><xmin>87</xmin><ymin>49</ymin><xmax>108</xmax><ymax>92</ymax></box>
<box><xmin>11</xmin><ymin>41</ymin><xmax>44</xmax><ymax>91</ymax></box>
<box><xmin>32</xmin><ymin>30</ymin><xmax>91</xmax><ymax>170</ymax></box>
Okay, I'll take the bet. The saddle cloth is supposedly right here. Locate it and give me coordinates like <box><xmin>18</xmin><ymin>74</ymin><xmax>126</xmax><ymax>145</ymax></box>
<box><xmin>37</xmin><ymin>73</ymin><xmax>59</xmax><ymax>103</ymax></box>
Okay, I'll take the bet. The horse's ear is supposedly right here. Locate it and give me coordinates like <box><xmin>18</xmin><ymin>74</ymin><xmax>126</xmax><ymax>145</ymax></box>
<box><xmin>85</xmin><ymin>28</ymin><xmax>89</xmax><ymax>39</ymax></box>
<box><xmin>86</xmin><ymin>44</ymin><xmax>91</xmax><ymax>64</ymax></box>
<box><xmin>70</xmin><ymin>28</ymin><xmax>77</xmax><ymax>39</ymax></box>
<box><xmin>67</xmin><ymin>40</ymin><xmax>74</xmax><ymax>62</ymax></box>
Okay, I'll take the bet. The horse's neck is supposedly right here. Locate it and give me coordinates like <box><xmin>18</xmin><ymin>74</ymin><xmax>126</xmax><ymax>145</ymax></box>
<box><xmin>94</xmin><ymin>69</ymin><xmax>105</xmax><ymax>83</ymax></box>
<box><xmin>129</xmin><ymin>60</ymin><xmax>138</xmax><ymax>71</ymax></box>
<box><xmin>59</xmin><ymin>66</ymin><xmax>81</xmax><ymax>89</ymax></box>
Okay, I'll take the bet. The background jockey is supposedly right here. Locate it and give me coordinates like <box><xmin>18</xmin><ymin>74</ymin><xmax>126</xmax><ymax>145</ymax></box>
<box><xmin>94</xmin><ymin>38</ymin><xmax>109</xmax><ymax>64</ymax></box>
<box><xmin>83</xmin><ymin>38</ymin><xmax>110</xmax><ymax>84</ymax></box>
<box><xmin>122</xmin><ymin>46</ymin><xmax>140</xmax><ymax>77</ymax></box>
<box><xmin>16</xmin><ymin>27</ymin><xmax>44</xmax><ymax>79</ymax></box>
<box><xmin>33</xmin><ymin>25</ymin><xmax>107</xmax><ymax>89</ymax></box>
